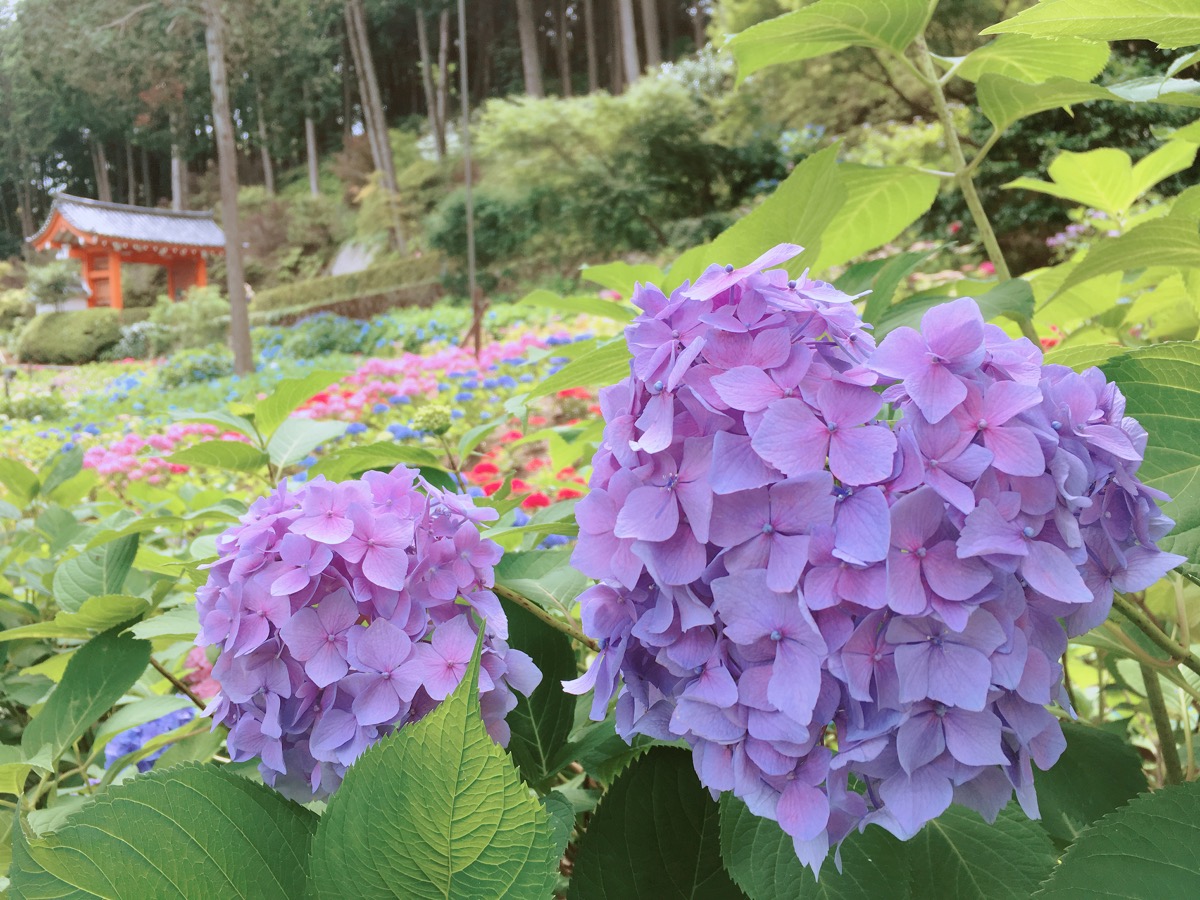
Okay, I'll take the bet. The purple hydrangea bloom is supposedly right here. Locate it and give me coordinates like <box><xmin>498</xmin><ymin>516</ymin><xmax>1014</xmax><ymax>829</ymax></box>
<box><xmin>197</xmin><ymin>465</ymin><xmax>540</xmax><ymax>800</ymax></box>
<box><xmin>567</xmin><ymin>246</ymin><xmax>1184</xmax><ymax>872</ymax></box>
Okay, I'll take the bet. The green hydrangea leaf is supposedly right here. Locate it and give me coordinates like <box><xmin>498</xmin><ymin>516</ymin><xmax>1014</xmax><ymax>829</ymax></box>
<box><xmin>9</xmin><ymin>763</ymin><xmax>316</xmax><ymax>898</ymax></box>
<box><xmin>308</xmin><ymin>629</ymin><xmax>559</xmax><ymax>899</ymax></box>
<box><xmin>571</xmin><ymin>747</ymin><xmax>749</xmax><ymax>899</ymax></box>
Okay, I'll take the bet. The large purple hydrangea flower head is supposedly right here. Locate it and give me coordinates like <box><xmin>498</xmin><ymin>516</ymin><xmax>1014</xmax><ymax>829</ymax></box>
<box><xmin>197</xmin><ymin>465</ymin><xmax>541</xmax><ymax>800</ymax></box>
<box><xmin>569</xmin><ymin>244</ymin><xmax>1183</xmax><ymax>871</ymax></box>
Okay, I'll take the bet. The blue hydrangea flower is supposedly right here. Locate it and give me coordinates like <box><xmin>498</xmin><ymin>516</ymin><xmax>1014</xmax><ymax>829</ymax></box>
<box><xmin>104</xmin><ymin>707</ymin><xmax>195</xmax><ymax>773</ymax></box>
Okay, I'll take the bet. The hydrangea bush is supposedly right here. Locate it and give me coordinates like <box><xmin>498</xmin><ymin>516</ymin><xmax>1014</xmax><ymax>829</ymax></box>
<box><xmin>196</xmin><ymin>465</ymin><xmax>541</xmax><ymax>799</ymax></box>
<box><xmin>568</xmin><ymin>244</ymin><xmax>1185</xmax><ymax>869</ymax></box>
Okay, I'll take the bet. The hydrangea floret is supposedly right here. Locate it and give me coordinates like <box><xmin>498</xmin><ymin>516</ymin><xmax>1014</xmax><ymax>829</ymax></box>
<box><xmin>568</xmin><ymin>243</ymin><xmax>1184</xmax><ymax>871</ymax></box>
<box><xmin>196</xmin><ymin>465</ymin><xmax>541</xmax><ymax>800</ymax></box>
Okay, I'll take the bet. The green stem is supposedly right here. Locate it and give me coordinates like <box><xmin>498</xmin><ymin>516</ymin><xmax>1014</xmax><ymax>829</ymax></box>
<box><xmin>1113</xmin><ymin>592</ymin><xmax>1200</xmax><ymax>680</ymax></box>
<box><xmin>494</xmin><ymin>584</ymin><xmax>599</xmax><ymax>652</ymax></box>
<box><xmin>963</xmin><ymin>129</ymin><xmax>1002</xmax><ymax>177</ymax></box>
<box><xmin>150</xmin><ymin>656</ymin><xmax>207</xmax><ymax>711</ymax></box>
<box><xmin>1180</xmin><ymin>688</ymin><xmax>1195</xmax><ymax>781</ymax></box>
<box><xmin>911</xmin><ymin>35</ymin><xmax>1040</xmax><ymax>346</ymax></box>
<box><xmin>1140</xmin><ymin>662</ymin><xmax>1184</xmax><ymax>786</ymax></box>
<box><xmin>437</xmin><ymin>434</ymin><xmax>464</xmax><ymax>487</ymax></box>
<box><xmin>251</xmin><ymin>422</ymin><xmax>277</xmax><ymax>483</ymax></box>
<box><xmin>23</xmin><ymin>769</ymin><xmax>54</xmax><ymax>812</ymax></box>
<box><xmin>1061</xmin><ymin>651</ymin><xmax>1082</xmax><ymax>717</ymax></box>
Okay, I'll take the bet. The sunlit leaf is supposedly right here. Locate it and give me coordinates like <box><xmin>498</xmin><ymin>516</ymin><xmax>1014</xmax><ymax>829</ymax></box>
<box><xmin>984</xmin><ymin>0</ymin><xmax>1200</xmax><ymax>48</ymax></box>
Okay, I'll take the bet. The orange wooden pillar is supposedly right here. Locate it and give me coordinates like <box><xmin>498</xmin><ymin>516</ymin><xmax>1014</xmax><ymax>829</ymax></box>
<box><xmin>87</xmin><ymin>249</ymin><xmax>109</xmax><ymax>307</ymax></box>
<box><xmin>196</xmin><ymin>256</ymin><xmax>208</xmax><ymax>287</ymax></box>
<box><xmin>109</xmin><ymin>250</ymin><xmax>123</xmax><ymax>310</ymax></box>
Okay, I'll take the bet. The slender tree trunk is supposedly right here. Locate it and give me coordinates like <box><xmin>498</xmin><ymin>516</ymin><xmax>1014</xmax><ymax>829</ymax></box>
<box><xmin>140</xmin><ymin>146</ymin><xmax>151</xmax><ymax>206</ymax></box>
<box><xmin>555</xmin><ymin>0</ymin><xmax>572</xmax><ymax>96</ymax></box>
<box><xmin>616</xmin><ymin>0</ymin><xmax>639</xmax><ymax>84</ymax></box>
<box><xmin>89</xmin><ymin>141</ymin><xmax>102</xmax><ymax>197</ymax></box>
<box><xmin>18</xmin><ymin>170</ymin><xmax>35</xmax><ymax>240</ymax></box>
<box><xmin>0</xmin><ymin>182</ymin><xmax>14</xmax><ymax>238</ymax></box>
<box><xmin>114</xmin><ymin>143</ymin><xmax>127</xmax><ymax>206</ymax></box>
<box><xmin>16</xmin><ymin>151</ymin><xmax>35</xmax><ymax>254</ymax></box>
<box><xmin>306</xmin><ymin>116</ymin><xmax>321</xmax><ymax>196</ymax></box>
<box><xmin>255</xmin><ymin>85</ymin><xmax>275</xmax><ymax>196</ymax></box>
<box><xmin>92</xmin><ymin>138</ymin><xmax>113</xmax><ymax>202</ymax></box>
<box><xmin>345</xmin><ymin>5</ymin><xmax>384</xmax><ymax>174</ymax></box>
<box><xmin>345</xmin><ymin>0</ymin><xmax>406</xmax><ymax>251</ymax></box>
<box><xmin>36</xmin><ymin>157</ymin><xmax>48</xmax><ymax>219</ymax></box>
<box><xmin>609</xmin><ymin>0</ymin><xmax>628</xmax><ymax>91</ymax></box>
<box><xmin>477</xmin><ymin>2</ymin><xmax>494</xmax><ymax>99</ymax></box>
<box><xmin>416</xmin><ymin>8</ymin><xmax>445</xmax><ymax>160</ymax></box>
<box><xmin>436</xmin><ymin>8</ymin><xmax>450</xmax><ymax>144</ymax></box>
<box><xmin>202</xmin><ymin>0</ymin><xmax>253</xmax><ymax>376</ymax></box>
<box><xmin>638</xmin><ymin>0</ymin><xmax>661</xmax><ymax>69</ymax></box>
<box><xmin>125</xmin><ymin>141</ymin><xmax>136</xmax><ymax>204</ymax></box>
<box><xmin>691</xmin><ymin>3</ymin><xmax>706</xmax><ymax>49</ymax></box>
<box><xmin>100</xmin><ymin>142</ymin><xmax>113</xmax><ymax>202</ymax></box>
<box><xmin>169</xmin><ymin>111</ymin><xmax>186</xmax><ymax>211</ymax></box>
<box><xmin>349</xmin><ymin>0</ymin><xmax>397</xmax><ymax>192</ymax></box>
<box><xmin>515</xmin><ymin>0</ymin><xmax>544</xmax><ymax>97</ymax></box>
<box><xmin>341</xmin><ymin>49</ymin><xmax>353</xmax><ymax>144</ymax></box>
<box><xmin>456</xmin><ymin>0</ymin><xmax>481</xmax><ymax>358</ymax></box>
<box><xmin>583</xmin><ymin>0</ymin><xmax>599</xmax><ymax>93</ymax></box>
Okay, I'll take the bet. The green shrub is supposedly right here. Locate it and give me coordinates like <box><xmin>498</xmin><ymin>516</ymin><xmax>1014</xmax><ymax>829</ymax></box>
<box><xmin>250</xmin><ymin>255</ymin><xmax>443</xmax><ymax>312</ymax></box>
<box><xmin>238</xmin><ymin>186</ymin><xmax>350</xmax><ymax>290</ymax></box>
<box><xmin>663</xmin><ymin>211</ymin><xmax>738</xmax><ymax>252</ymax></box>
<box><xmin>100</xmin><ymin>320</ymin><xmax>171</xmax><ymax>361</ymax></box>
<box><xmin>277</xmin><ymin>312</ymin><xmax>371</xmax><ymax>359</ymax></box>
<box><xmin>156</xmin><ymin>347</ymin><xmax>235</xmax><ymax>388</ymax></box>
<box><xmin>119</xmin><ymin>308</ymin><xmax>153</xmax><ymax>325</ymax></box>
<box><xmin>0</xmin><ymin>289</ymin><xmax>34</xmax><ymax>333</ymax></box>
<box><xmin>15</xmin><ymin>309</ymin><xmax>122</xmax><ymax>364</ymax></box>
<box><xmin>148</xmin><ymin>286</ymin><xmax>230</xmax><ymax>353</ymax></box>
<box><xmin>426</xmin><ymin>188</ymin><xmax>536</xmax><ymax>287</ymax></box>
<box><xmin>120</xmin><ymin>264</ymin><xmax>167</xmax><ymax>309</ymax></box>
<box><xmin>471</xmin><ymin>68</ymin><xmax>787</xmax><ymax>259</ymax></box>
<box><xmin>26</xmin><ymin>259</ymin><xmax>84</xmax><ymax>310</ymax></box>
<box><xmin>0</xmin><ymin>393</ymin><xmax>67</xmax><ymax>421</ymax></box>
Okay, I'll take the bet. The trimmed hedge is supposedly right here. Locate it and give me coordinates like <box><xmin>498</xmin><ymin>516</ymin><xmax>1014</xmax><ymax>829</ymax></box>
<box><xmin>250</xmin><ymin>254</ymin><xmax>443</xmax><ymax>313</ymax></box>
<box><xmin>16</xmin><ymin>309</ymin><xmax>124</xmax><ymax>365</ymax></box>
<box><xmin>250</xmin><ymin>279</ymin><xmax>442</xmax><ymax>327</ymax></box>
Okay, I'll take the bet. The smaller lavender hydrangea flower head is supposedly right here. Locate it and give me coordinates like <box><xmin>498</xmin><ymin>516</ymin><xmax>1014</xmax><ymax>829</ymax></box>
<box><xmin>569</xmin><ymin>244</ymin><xmax>1185</xmax><ymax>873</ymax></box>
<box><xmin>197</xmin><ymin>465</ymin><xmax>540</xmax><ymax>800</ymax></box>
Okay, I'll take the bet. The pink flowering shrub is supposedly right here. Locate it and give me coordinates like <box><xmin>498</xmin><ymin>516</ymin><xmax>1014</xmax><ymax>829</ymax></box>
<box><xmin>83</xmin><ymin>423</ymin><xmax>250</xmax><ymax>485</ymax></box>
<box><xmin>297</xmin><ymin>332</ymin><xmax>552</xmax><ymax>420</ymax></box>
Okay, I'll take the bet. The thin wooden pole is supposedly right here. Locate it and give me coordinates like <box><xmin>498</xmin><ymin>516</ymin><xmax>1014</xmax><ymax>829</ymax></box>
<box><xmin>202</xmin><ymin>0</ymin><xmax>253</xmax><ymax>375</ymax></box>
<box><xmin>458</xmin><ymin>0</ymin><xmax>480</xmax><ymax>358</ymax></box>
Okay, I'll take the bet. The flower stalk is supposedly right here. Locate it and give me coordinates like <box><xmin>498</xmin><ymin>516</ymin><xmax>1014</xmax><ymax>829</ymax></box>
<box><xmin>150</xmin><ymin>656</ymin><xmax>207</xmax><ymax>711</ymax></box>
<box><xmin>1112</xmin><ymin>592</ymin><xmax>1200</xmax><ymax>680</ymax></box>
<box><xmin>494</xmin><ymin>583</ymin><xmax>599</xmax><ymax>651</ymax></box>
<box><xmin>911</xmin><ymin>35</ymin><xmax>1041</xmax><ymax>347</ymax></box>
<box><xmin>1139</xmin><ymin>662</ymin><xmax>1184</xmax><ymax>786</ymax></box>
